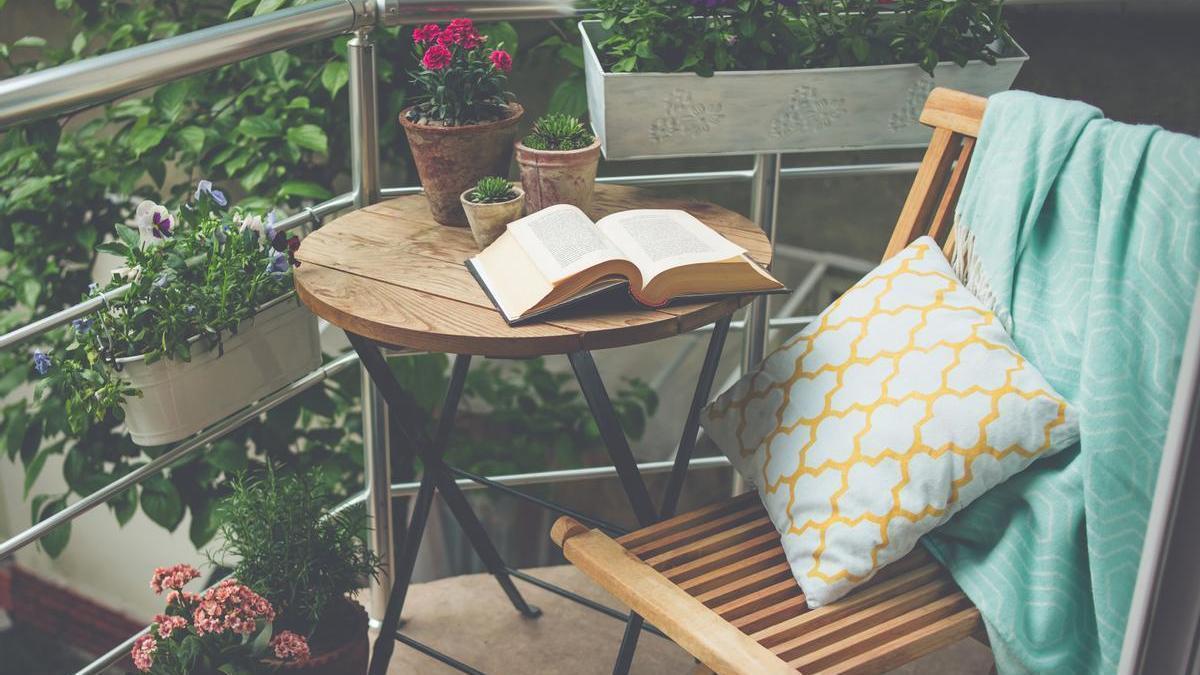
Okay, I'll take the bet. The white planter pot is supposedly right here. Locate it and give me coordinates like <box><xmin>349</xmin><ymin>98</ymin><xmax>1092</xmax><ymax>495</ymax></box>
<box><xmin>115</xmin><ymin>294</ymin><xmax>321</xmax><ymax>446</ymax></box>
<box><xmin>580</xmin><ymin>20</ymin><xmax>1028</xmax><ymax>160</ymax></box>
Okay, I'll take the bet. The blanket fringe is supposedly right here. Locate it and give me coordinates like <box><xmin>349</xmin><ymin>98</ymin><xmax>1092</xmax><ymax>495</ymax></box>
<box><xmin>951</xmin><ymin>219</ymin><xmax>1013</xmax><ymax>332</ymax></box>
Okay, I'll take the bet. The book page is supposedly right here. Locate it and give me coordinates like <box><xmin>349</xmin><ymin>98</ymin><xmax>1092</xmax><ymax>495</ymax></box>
<box><xmin>507</xmin><ymin>204</ymin><xmax>625</xmax><ymax>284</ymax></box>
<box><xmin>596</xmin><ymin>209</ymin><xmax>746</xmax><ymax>283</ymax></box>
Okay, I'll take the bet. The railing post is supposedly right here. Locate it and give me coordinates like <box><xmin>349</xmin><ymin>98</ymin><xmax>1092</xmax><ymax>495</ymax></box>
<box><xmin>743</xmin><ymin>153</ymin><xmax>781</xmax><ymax>373</ymax></box>
<box><xmin>348</xmin><ymin>26</ymin><xmax>392</xmax><ymax>625</ymax></box>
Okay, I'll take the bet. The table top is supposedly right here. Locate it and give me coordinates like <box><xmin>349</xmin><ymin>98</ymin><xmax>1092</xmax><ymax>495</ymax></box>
<box><xmin>293</xmin><ymin>184</ymin><xmax>773</xmax><ymax>357</ymax></box>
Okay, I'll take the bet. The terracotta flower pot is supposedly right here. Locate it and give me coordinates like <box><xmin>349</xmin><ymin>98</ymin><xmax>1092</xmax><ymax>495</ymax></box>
<box><xmin>263</xmin><ymin>599</ymin><xmax>368</xmax><ymax>674</ymax></box>
<box><xmin>400</xmin><ymin>103</ymin><xmax>524</xmax><ymax>226</ymax></box>
<box><xmin>514</xmin><ymin>136</ymin><xmax>601</xmax><ymax>215</ymax></box>
<box><xmin>460</xmin><ymin>185</ymin><xmax>525</xmax><ymax>250</ymax></box>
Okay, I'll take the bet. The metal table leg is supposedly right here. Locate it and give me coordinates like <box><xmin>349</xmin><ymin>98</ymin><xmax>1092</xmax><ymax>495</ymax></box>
<box><xmin>568</xmin><ymin>316</ymin><xmax>733</xmax><ymax>675</ymax></box>
<box><xmin>351</xmin><ymin>337</ymin><xmax>539</xmax><ymax>675</ymax></box>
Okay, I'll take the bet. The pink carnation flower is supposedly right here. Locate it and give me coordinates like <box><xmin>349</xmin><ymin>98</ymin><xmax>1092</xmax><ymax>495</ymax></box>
<box><xmin>489</xmin><ymin>49</ymin><xmax>513</xmax><ymax>73</ymax></box>
<box><xmin>150</xmin><ymin>564</ymin><xmax>200</xmax><ymax>594</ymax></box>
<box><xmin>271</xmin><ymin>630</ymin><xmax>312</xmax><ymax>662</ymax></box>
<box><xmin>412</xmin><ymin>23</ymin><xmax>440</xmax><ymax>44</ymax></box>
<box><xmin>131</xmin><ymin>634</ymin><xmax>157</xmax><ymax>672</ymax></box>
<box><xmin>422</xmin><ymin>43</ymin><xmax>452</xmax><ymax>71</ymax></box>
<box><xmin>192</xmin><ymin>578</ymin><xmax>276</xmax><ymax>636</ymax></box>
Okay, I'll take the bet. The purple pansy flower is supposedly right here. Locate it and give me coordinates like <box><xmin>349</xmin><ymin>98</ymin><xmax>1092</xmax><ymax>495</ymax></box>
<box><xmin>266</xmin><ymin>251</ymin><xmax>290</xmax><ymax>278</ymax></box>
<box><xmin>151</xmin><ymin>211</ymin><xmax>172</xmax><ymax>238</ymax></box>
<box><xmin>32</xmin><ymin>350</ymin><xmax>51</xmax><ymax>375</ymax></box>
<box><xmin>263</xmin><ymin>211</ymin><xmax>279</xmax><ymax>242</ymax></box>
<box><xmin>72</xmin><ymin>317</ymin><xmax>93</xmax><ymax>334</ymax></box>
<box><xmin>194</xmin><ymin>180</ymin><xmax>228</xmax><ymax>207</ymax></box>
<box><xmin>153</xmin><ymin>272</ymin><xmax>171</xmax><ymax>289</ymax></box>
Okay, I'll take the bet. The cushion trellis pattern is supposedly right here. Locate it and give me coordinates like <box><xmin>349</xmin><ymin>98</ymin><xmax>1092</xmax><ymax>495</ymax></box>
<box><xmin>701</xmin><ymin>236</ymin><xmax>1080</xmax><ymax>607</ymax></box>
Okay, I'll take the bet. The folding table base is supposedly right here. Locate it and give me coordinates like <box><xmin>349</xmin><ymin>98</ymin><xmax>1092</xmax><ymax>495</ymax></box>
<box><xmin>353</xmin><ymin>315</ymin><xmax>732</xmax><ymax>675</ymax></box>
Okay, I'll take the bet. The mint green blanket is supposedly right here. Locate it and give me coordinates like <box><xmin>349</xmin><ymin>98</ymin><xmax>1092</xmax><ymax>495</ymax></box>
<box><xmin>923</xmin><ymin>91</ymin><xmax>1200</xmax><ymax>674</ymax></box>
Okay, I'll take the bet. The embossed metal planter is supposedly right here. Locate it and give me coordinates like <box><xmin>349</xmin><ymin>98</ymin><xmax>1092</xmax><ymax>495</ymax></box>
<box><xmin>580</xmin><ymin>20</ymin><xmax>1027</xmax><ymax>160</ymax></box>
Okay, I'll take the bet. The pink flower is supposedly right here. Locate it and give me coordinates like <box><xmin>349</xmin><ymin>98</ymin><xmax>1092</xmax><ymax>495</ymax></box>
<box><xmin>271</xmin><ymin>630</ymin><xmax>311</xmax><ymax>662</ymax></box>
<box><xmin>422</xmin><ymin>43</ymin><xmax>452</xmax><ymax>70</ymax></box>
<box><xmin>131</xmin><ymin>634</ymin><xmax>157</xmax><ymax>672</ymax></box>
<box><xmin>150</xmin><ymin>564</ymin><xmax>200</xmax><ymax>594</ymax></box>
<box><xmin>192</xmin><ymin>578</ymin><xmax>276</xmax><ymax>636</ymax></box>
<box><xmin>166</xmin><ymin>590</ymin><xmax>200</xmax><ymax>608</ymax></box>
<box><xmin>412</xmin><ymin>23</ymin><xmax>440</xmax><ymax>44</ymax></box>
<box><xmin>489</xmin><ymin>49</ymin><xmax>512</xmax><ymax>73</ymax></box>
<box><xmin>154</xmin><ymin>614</ymin><xmax>189</xmax><ymax>639</ymax></box>
<box><xmin>437</xmin><ymin>18</ymin><xmax>483</xmax><ymax>48</ymax></box>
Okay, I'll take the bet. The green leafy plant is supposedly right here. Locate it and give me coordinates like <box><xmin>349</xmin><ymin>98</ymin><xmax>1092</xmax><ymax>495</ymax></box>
<box><xmin>406</xmin><ymin>18</ymin><xmax>516</xmax><ymax>126</ymax></box>
<box><xmin>589</xmin><ymin>0</ymin><xmax>1009</xmax><ymax>76</ymax></box>
<box><xmin>467</xmin><ymin>176</ymin><xmax>518</xmax><ymax>203</ymax></box>
<box><xmin>523</xmin><ymin>113</ymin><xmax>594</xmax><ymax>151</ymax></box>
<box><xmin>211</xmin><ymin>469</ymin><xmax>379</xmax><ymax>636</ymax></box>
<box><xmin>32</xmin><ymin>183</ymin><xmax>298</xmax><ymax>433</ymax></box>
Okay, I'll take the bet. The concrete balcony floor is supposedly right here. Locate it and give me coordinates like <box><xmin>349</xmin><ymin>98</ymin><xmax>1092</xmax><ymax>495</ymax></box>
<box><xmin>379</xmin><ymin>565</ymin><xmax>995</xmax><ymax>674</ymax></box>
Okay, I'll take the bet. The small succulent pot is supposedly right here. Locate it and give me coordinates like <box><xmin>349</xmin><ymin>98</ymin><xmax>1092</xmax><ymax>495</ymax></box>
<box><xmin>514</xmin><ymin>136</ymin><xmax>602</xmax><ymax>215</ymax></box>
<box><xmin>460</xmin><ymin>184</ymin><xmax>525</xmax><ymax>249</ymax></box>
<box><xmin>399</xmin><ymin>103</ymin><xmax>524</xmax><ymax>227</ymax></box>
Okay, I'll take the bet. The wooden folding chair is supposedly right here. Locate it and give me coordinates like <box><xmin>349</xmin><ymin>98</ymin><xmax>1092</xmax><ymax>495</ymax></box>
<box><xmin>551</xmin><ymin>87</ymin><xmax>989</xmax><ymax>675</ymax></box>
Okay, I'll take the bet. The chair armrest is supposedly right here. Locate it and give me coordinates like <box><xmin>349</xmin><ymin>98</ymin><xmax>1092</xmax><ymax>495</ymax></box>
<box><xmin>551</xmin><ymin>517</ymin><xmax>794</xmax><ymax>675</ymax></box>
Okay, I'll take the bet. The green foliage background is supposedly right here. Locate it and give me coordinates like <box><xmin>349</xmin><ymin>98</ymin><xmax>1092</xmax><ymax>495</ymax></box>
<box><xmin>0</xmin><ymin>0</ymin><xmax>616</xmax><ymax>558</ymax></box>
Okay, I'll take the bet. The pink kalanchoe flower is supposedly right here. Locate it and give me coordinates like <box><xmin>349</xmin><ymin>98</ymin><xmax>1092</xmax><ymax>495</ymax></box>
<box><xmin>422</xmin><ymin>43</ymin><xmax>452</xmax><ymax>70</ymax></box>
<box><xmin>412</xmin><ymin>23</ymin><xmax>440</xmax><ymax>44</ymax></box>
<box><xmin>166</xmin><ymin>589</ymin><xmax>200</xmax><ymax>608</ymax></box>
<box><xmin>488</xmin><ymin>49</ymin><xmax>513</xmax><ymax>73</ymax></box>
<box><xmin>154</xmin><ymin>614</ymin><xmax>189</xmax><ymax>639</ymax></box>
<box><xmin>192</xmin><ymin>578</ymin><xmax>275</xmax><ymax>636</ymax></box>
<box><xmin>131</xmin><ymin>634</ymin><xmax>157</xmax><ymax>672</ymax></box>
<box><xmin>150</xmin><ymin>564</ymin><xmax>200</xmax><ymax>594</ymax></box>
<box><xmin>271</xmin><ymin>630</ymin><xmax>311</xmax><ymax>662</ymax></box>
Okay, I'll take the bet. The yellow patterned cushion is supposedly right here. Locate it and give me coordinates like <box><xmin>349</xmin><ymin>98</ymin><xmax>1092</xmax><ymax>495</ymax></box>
<box><xmin>701</xmin><ymin>237</ymin><xmax>1079</xmax><ymax>607</ymax></box>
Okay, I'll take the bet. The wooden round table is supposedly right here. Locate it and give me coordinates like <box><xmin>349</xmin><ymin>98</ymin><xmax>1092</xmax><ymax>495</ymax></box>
<box><xmin>293</xmin><ymin>184</ymin><xmax>772</xmax><ymax>357</ymax></box>
<box><xmin>292</xmin><ymin>184</ymin><xmax>772</xmax><ymax>674</ymax></box>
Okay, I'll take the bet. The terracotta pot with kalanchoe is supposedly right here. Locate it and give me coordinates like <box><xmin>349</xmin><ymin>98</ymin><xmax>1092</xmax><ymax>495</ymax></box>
<box><xmin>31</xmin><ymin>181</ymin><xmax>319</xmax><ymax>447</ymax></box>
<box><xmin>460</xmin><ymin>176</ymin><xmax>525</xmax><ymax>249</ymax></box>
<box><xmin>130</xmin><ymin>470</ymin><xmax>379</xmax><ymax>674</ymax></box>
<box><xmin>401</xmin><ymin>19</ymin><xmax>523</xmax><ymax>226</ymax></box>
<box><xmin>515</xmin><ymin>113</ymin><xmax>602</xmax><ymax>214</ymax></box>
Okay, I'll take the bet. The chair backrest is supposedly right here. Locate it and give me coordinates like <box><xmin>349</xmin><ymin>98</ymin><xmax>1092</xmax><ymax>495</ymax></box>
<box><xmin>883</xmin><ymin>87</ymin><xmax>988</xmax><ymax>262</ymax></box>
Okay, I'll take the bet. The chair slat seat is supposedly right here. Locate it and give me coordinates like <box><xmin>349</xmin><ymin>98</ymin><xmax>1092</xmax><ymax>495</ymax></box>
<box><xmin>552</xmin><ymin>87</ymin><xmax>991</xmax><ymax>675</ymax></box>
<box><xmin>553</xmin><ymin>495</ymin><xmax>980</xmax><ymax>674</ymax></box>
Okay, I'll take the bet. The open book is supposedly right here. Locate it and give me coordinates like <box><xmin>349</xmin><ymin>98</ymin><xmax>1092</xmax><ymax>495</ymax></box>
<box><xmin>466</xmin><ymin>204</ymin><xmax>785</xmax><ymax>325</ymax></box>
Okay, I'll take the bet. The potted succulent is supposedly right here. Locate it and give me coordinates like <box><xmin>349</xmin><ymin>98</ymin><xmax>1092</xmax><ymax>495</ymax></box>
<box><xmin>580</xmin><ymin>0</ymin><xmax>1027</xmax><ymax>159</ymax></box>
<box><xmin>400</xmin><ymin>19</ymin><xmax>523</xmax><ymax>226</ymax></box>
<box><xmin>130</xmin><ymin>469</ymin><xmax>378</xmax><ymax>674</ymax></box>
<box><xmin>514</xmin><ymin>113</ymin><xmax>602</xmax><ymax>214</ymax></box>
<box><xmin>30</xmin><ymin>181</ymin><xmax>320</xmax><ymax>446</ymax></box>
<box><xmin>460</xmin><ymin>176</ymin><xmax>526</xmax><ymax>249</ymax></box>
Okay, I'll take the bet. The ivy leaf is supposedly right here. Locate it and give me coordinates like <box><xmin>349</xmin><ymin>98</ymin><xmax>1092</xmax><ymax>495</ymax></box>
<box><xmin>227</xmin><ymin>0</ymin><xmax>258</xmax><ymax>17</ymax></box>
<box><xmin>188</xmin><ymin>500</ymin><xmax>220</xmax><ymax>548</ymax></box>
<box><xmin>32</xmin><ymin>495</ymin><xmax>71</xmax><ymax>558</ymax></box>
<box><xmin>269</xmin><ymin>51</ymin><xmax>290</xmax><ymax>84</ymax></box>
<box><xmin>483</xmin><ymin>21</ymin><xmax>519</xmax><ymax>56</ymax></box>
<box><xmin>3</xmin><ymin>406</ymin><xmax>28</xmax><ymax>461</ymax></box>
<box><xmin>13</xmin><ymin>36</ymin><xmax>47</xmax><ymax>49</ymax></box>
<box><xmin>178</xmin><ymin>126</ymin><xmax>206</xmax><ymax>154</ymax></box>
<box><xmin>240</xmin><ymin>161</ymin><xmax>270</xmax><ymax>191</ymax></box>
<box><xmin>128</xmin><ymin>125</ymin><xmax>168</xmax><ymax>156</ymax></box>
<box><xmin>277</xmin><ymin>180</ymin><xmax>331</xmax><ymax>200</ymax></box>
<box><xmin>253</xmin><ymin>0</ymin><xmax>287</xmax><ymax>16</ymax></box>
<box><xmin>141</xmin><ymin>476</ymin><xmax>185</xmax><ymax>531</ymax></box>
<box><xmin>155</xmin><ymin>81</ymin><xmax>190</xmax><ymax>123</ymax></box>
<box><xmin>237</xmin><ymin>115</ymin><xmax>281</xmax><ymax>140</ymax></box>
<box><xmin>286</xmin><ymin>124</ymin><xmax>328</xmax><ymax>154</ymax></box>
<box><xmin>9</xmin><ymin>175</ymin><xmax>58</xmax><ymax>205</ymax></box>
<box><xmin>23</xmin><ymin>439</ymin><xmax>63</xmax><ymax>498</ymax></box>
<box><xmin>321</xmin><ymin>61</ymin><xmax>349</xmax><ymax>97</ymax></box>
<box><xmin>19</xmin><ymin>418</ymin><xmax>42</xmax><ymax>464</ymax></box>
<box><xmin>111</xmin><ymin>487</ymin><xmax>138</xmax><ymax>526</ymax></box>
<box><xmin>547</xmin><ymin>77</ymin><xmax>588</xmax><ymax>118</ymax></box>
<box><xmin>71</xmin><ymin>32</ymin><xmax>86</xmax><ymax>56</ymax></box>
<box><xmin>208</xmin><ymin>439</ymin><xmax>248</xmax><ymax>473</ymax></box>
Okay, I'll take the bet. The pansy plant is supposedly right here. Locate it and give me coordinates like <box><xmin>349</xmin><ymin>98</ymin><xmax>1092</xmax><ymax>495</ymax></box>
<box><xmin>31</xmin><ymin>181</ymin><xmax>297</xmax><ymax>435</ymax></box>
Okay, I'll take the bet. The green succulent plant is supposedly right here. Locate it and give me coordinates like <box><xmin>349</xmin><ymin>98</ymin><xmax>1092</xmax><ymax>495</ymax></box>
<box><xmin>523</xmin><ymin>113</ymin><xmax>595</xmax><ymax>151</ymax></box>
<box><xmin>468</xmin><ymin>176</ymin><xmax>518</xmax><ymax>203</ymax></box>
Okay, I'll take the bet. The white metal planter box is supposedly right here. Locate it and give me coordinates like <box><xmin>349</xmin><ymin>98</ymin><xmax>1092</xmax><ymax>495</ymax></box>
<box><xmin>580</xmin><ymin>20</ymin><xmax>1028</xmax><ymax>160</ymax></box>
<box><xmin>116</xmin><ymin>294</ymin><xmax>321</xmax><ymax>446</ymax></box>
